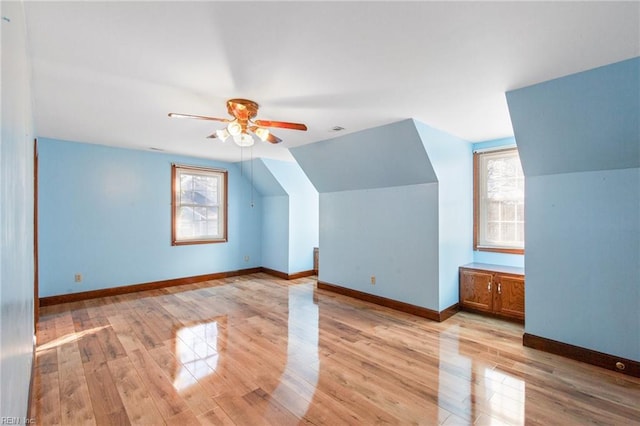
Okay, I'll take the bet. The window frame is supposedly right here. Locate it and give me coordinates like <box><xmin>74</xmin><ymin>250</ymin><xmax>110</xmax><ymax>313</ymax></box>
<box><xmin>171</xmin><ymin>164</ymin><xmax>228</xmax><ymax>246</ymax></box>
<box><xmin>473</xmin><ymin>147</ymin><xmax>525</xmax><ymax>255</ymax></box>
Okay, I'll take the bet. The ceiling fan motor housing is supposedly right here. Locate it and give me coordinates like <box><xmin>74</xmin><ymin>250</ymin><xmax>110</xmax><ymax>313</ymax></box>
<box><xmin>227</xmin><ymin>98</ymin><xmax>260</xmax><ymax>120</ymax></box>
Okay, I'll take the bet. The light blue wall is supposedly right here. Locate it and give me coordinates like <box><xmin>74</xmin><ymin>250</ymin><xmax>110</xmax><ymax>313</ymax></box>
<box><xmin>261</xmin><ymin>196</ymin><xmax>290</xmax><ymax>273</ymax></box>
<box><xmin>472</xmin><ymin>251</ymin><xmax>524</xmax><ymax>268</ymax></box>
<box><xmin>414</xmin><ymin>120</ymin><xmax>474</xmax><ymax>309</ymax></box>
<box><xmin>1</xmin><ymin>0</ymin><xmax>36</xmax><ymax>418</ymax></box>
<box><xmin>472</xmin><ymin>137</ymin><xmax>516</xmax><ymax>152</ymax></box>
<box><xmin>38</xmin><ymin>138</ymin><xmax>263</xmax><ymax>297</ymax></box>
<box><xmin>472</xmin><ymin>137</ymin><xmax>525</xmax><ymax>268</ymax></box>
<box><xmin>288</xmin><ymin>188</ymin><xmax>319</xmax><ymax>274</ymax></box>
<box><xmin>248</xmin><ymin>158</ymin><xmax>318</xmax><ymax>275</ymax></box>
<box><xmin>261</xmin><ymin>158</ymin><xmax>319</xmax><ymax>274</ymax></box>
<box><xmin>527</xmin><ymin>169</ymin><xmax>639</xmax><ymax>359</ymax></box>
<box><xmin>319</xmin><ymin>185</ymin><xmax>440</xmax><ymax>309</ymax></box>
<box><xmin>292</xmin><ymin>119</ymin><xmax>469</xmax><ymax>312</ymax></box>
<box><xmin>507</xmin><ymin>58</ymin><xmax>640</xmax><ymax>361</ymax></box>
<box><xmin>249</xmin><ymin>159</ymin><xmax>289</xmax><ymax>273</ymax></box>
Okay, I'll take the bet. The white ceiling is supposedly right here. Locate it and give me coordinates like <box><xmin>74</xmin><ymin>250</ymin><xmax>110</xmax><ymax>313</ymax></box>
<box><xmin>23</xmin><ymin>1</ymin><xmax>640</xmax><ymax>162</ymax></box>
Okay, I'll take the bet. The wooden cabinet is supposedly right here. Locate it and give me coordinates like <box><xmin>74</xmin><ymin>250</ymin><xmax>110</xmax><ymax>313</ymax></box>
<box><xmin>459</xmin><ymin>263</ymin><xmax>525</xmax><ymax>322</ymax></box>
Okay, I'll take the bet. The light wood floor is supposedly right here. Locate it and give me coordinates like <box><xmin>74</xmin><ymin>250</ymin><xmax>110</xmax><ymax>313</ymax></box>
<box><xmin>31</xmin><ymin>273</ymin><xmax>640</xmax><ymax>425</ymax></box>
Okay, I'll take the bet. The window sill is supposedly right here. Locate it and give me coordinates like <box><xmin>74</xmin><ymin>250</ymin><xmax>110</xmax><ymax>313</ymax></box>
<box><xmin>172</xmin><ymin>238</ymin><xmax>227</xmax><ymax>246</ymax></box>
<box><xmin>474</xmin><ymin>246</ymin><xmax>524</xmax><ymax>255</ymax></box>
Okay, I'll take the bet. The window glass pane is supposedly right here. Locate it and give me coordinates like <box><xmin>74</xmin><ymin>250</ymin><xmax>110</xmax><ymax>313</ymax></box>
<box><xmin>517</xmin><ymin>222</ymin><xmax>525</xmax><ymax>241</ymax></box>
<box><xmin>487</xmin><ymin>222</ymin><xmax>500</xmax><ymax>242</ymax></box>
<box><xmin>477</xmin><ymin>149</ymin><xmax>524</xmax><ymax>250</ymax></box>
<box><xmin>205</xmin><ymin>220</ymin><xmax>218</xmax><ymax>235</ymax></box>
<box><xmin>487</xmin><ymin>201</ymin><xmax>500</xmax><ymax>221</ymax></box>
<box><xmin>177</xmin><ymin>206</ymin><xmax>194</xmax><ymax>239</ymax></box>
<box><xmin>173</xmin><ymin>166</ymin><xmax>226</xmax><ymax>244</ymax></box>
<box><xmin>502</xmin><ymin>222</ymin><xmax>516</xmax><ymax>242</ymax></box>
<box><xmin>194</xmin><ymin>206</ymin><xmax>207</xmax><ymax>220</ymax></box>
<box><xmin>502</xmin><ymin>203</ymin><xmax>516</xmax><ymax>221</ymax></box>
<box><xmin>207</xmin><ymin>207</ymin><xmax>218</xmax><ymax>220</ymax></box>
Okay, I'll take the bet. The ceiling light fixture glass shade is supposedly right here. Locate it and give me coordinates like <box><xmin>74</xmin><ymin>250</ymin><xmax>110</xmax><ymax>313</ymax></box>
<box><xmin>215</xmin><ymin>128</ymin><xmax>230</xmax><ymax>142</ymax></box>
<box><xmin>227</xmin><ymin>121</ymin><xmax>242</xmax><ymax>136</ymax></box>
<box><xmin>254</xmin><ymin>127</ymin><xmax>270</xmax><ymax>142</ymax></box>
<box><xmin>233</xmin><ymin>132</ymin><xmax>254</xmax><ymax>147</ymax></box>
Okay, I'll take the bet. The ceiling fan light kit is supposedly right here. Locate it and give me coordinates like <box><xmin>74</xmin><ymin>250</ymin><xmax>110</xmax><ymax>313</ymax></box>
<box><xmin>169</xmin><ymin>98</ymin><xmax>307</xmax><ymax>148</ymax></box>
<box><xmin>227</xmin><ymin>121</ymin><xmax>243</xmax><ymax>136</ymax></box>
<box><xmin>215</xmin><ymin>128</ymin><xmax>230</xmax><ymax>141</ymax></box>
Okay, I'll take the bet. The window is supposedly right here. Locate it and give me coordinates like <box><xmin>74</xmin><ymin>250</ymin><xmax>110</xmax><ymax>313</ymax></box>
<box><xmin>172</xmin><ymin>164</ymin><xmax>227</xmax><ymax>245</ymax></box>
<box><xmin>474</xmin><ymin>148</ymin><xmax>524</xmax><ymax>254</ymax></box>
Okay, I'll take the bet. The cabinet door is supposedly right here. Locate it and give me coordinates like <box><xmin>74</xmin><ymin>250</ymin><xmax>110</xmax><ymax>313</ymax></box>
<box><xmin>460</xmin><ymin>270</ymin><xmax>493</xmax><ymax>313</ymax></box>
<box><xmin>495</xmin><ymin>275</ymin><xmax>525</xmax><ymax>320</ymax></box>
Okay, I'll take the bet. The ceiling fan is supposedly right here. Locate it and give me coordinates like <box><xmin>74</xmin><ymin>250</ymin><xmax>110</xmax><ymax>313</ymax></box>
<box><xmin>168</xmin><ymin>98</ymin><xmax>307</xmax><ymax>147</ymax></box>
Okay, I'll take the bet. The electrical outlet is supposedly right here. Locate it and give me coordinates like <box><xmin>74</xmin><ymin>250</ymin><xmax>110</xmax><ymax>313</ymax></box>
<box><xmin>244</xmin><ymin>255</ymin><xmax>250</xmax><ymax>262</ymax></box>
<box><xmin>370</xmin><ymin>276</ymin><xmax>376</xmax><ymax>285</ymax></box>
<box><xmin>74</xmin><ymin>273</ymin><xmax>82</xmax><ymax>283</ymax></box>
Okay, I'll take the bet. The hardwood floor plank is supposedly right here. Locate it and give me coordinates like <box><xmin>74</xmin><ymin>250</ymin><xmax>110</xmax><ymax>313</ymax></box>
<box><xmin>57</xmin><ymin>341</ymin><xmax>97</xmax><ymax>425</ymax></box>
<box><xmin>32</xmin><ymin>371</ymin><xmax>61</xmax><ymax>425</ymax></box>
<box><xmin>34</xmin><ymin>346</ymin><xmax>58</xmax><ymax>375</ymax></box>
<box><xmin>32</xmin><ymin>274</ymin><xmax>640</xmax><ymax>425</ymax></box>
<box><xmin>84</xmin><ymin>360</ymin><xmax>131</xmax><ymax>425</ymax></box>
<box><xmin>107</xmin><ymin>314</ymin><xmax>146</xmax><ymax>355</ymax></box>
<box><xmin>128</xmin><ymin>347</ymin><xmax>193</xmax><ymax>422</ymax></box>
<box><xmin>165</xmin><ymin>408</ymin><xmax>201</xmax><ymax>426</ymax></box>
<box><xmin>126</xmin><ymin>312</ymin><xmax>165</xmax><ymax>350</ymax></box>
<box><xmin>214</xmin><ymin>394</ymin><xmax>269</xmax><ymax>425</ymax></box>
<box><xmin>241</xmin><ymin>387</ymin><xmax>300</xmax><ymax>426</ymax></box>
<box><xmin>196</xmin><ymin>404</ymin><xmax>236</xmax><ymax>426</ymax></box>
<box><xmin>108</xmin><ymin>356</ymin><xmax>166</xmax><ymax>425</ymax></box>
<box><xmin>92</xmin><ymin>315</ymin><xmax>128</xmax><ymax>361</ymax></box>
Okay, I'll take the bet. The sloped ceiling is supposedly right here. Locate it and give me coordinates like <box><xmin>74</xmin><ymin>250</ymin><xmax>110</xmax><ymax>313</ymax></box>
<box><xmin>290</xmin><ymin>119</ymin><xmax>436</xmax><ymax>192</ymax></box>
<box><xmin>507</xmin><ymin>58</ymin><xmax>640</xmax><ymax>176</ymax></box>
<box><xmin>21</xmin><ymin>1</ymin><xmax>640</xmax><ymax>162</ymax></box>
<box><xmin>244</xmin><ymin>159</ymin><xmax>287</xmax><ymax>197</ymax></box>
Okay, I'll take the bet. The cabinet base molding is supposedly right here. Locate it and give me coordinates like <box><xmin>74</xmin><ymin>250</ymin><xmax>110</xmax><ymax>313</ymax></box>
<box><xmin>462</xmin><ymin>306</ymin><xmax>525</xmax><ymax>324</ymax></box>
<box><xmin>523</xmin><ymin>333</ymin><xmax>639</xmax><ymax>378</ymax></box>
<box><xmin>317</xmin><ymin>281</ymin><xmax>458</xmax><ymax>322</ymax></box>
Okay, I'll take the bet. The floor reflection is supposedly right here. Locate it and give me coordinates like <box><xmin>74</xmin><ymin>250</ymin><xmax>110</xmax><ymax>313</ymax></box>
<box><xmin>267</xmin><ymin>283</ymin><xmax>319</xmax><ymax>418</ymax></box>
<box><xmin>173</xmin><ymin>318</ymin><xmax>223</xmax><ymax>391</ymax></box>
<box><xmin>485</xmin><ymin>367</ymin><xmax>525</xmax><ymax>425</ymax></box>
<box><xmin>170</xmin><ymin>278</ymin><xmax>320</xmax><ymax>420</ymax></box>
<box><xmin>438</xmin><ymin>323</ymin><xmax>525</xmax><ymax>424</ymax></box>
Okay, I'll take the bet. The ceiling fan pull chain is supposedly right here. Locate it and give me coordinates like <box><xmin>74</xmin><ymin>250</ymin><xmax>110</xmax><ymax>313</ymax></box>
<box><xmin>250</xmin><ymin>145</ymin><xmax>255</xmax><ymax>208</ymax></box>
<box><xmin>240</xmin><ymin>145</ymin><xmax>244</xmax><ymax>176</ymax></box>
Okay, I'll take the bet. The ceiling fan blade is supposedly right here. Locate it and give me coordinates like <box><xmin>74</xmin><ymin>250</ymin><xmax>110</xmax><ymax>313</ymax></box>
<box><xmin>253</xmin><ymin>120</ymin><xmax>307</xmax><ymax>131</ymax></box>
<box><xmin>168</xmin><ymin>113</ymin><xmax>230</xmax><ymax>123</ymax></box>
<box><xmin>266</xmin><ymin>133</ymin><xmax>282</xmax><ymax>144</ymax></box>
